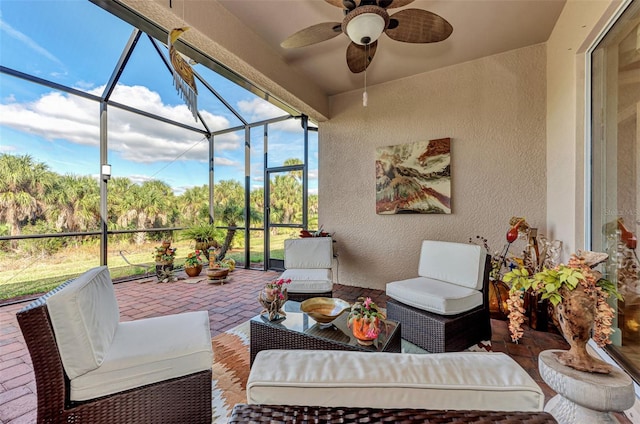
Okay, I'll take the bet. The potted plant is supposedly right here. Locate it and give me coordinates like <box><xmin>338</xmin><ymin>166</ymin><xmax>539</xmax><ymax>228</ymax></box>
<box><xmin>153</xmin><ymin>240</ymin><xmax>176</xmax><ymax>276</ymax></box>
<box><xmin>503</xmin><ymin>250</ymin><xmax>621</xmax><ymax>373</ymax></box>
<box><xmin>347</xmin><ymin>297</ymin><xmax>386</xmax><ymax>345</ymax></box>
<box><xmin>258</xmin><ymin>278</ymin><xmax>291</xmax><ymax>321</ymax></box>
<box><xmin>184</xmin><ymin>250</ymin><xmax>204</xmax><ymax>277</ymax></box>
<box><xmin>181</xmin><ymin>223</ymin><xmax>222</xmax><ymax>259</ymax></box>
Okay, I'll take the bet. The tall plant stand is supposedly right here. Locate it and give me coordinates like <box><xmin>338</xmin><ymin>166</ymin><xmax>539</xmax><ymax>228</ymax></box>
<box><xmin>538</xmin><ymin>350</ymin><xmax>634</xmax><ymax>423</ymax></box>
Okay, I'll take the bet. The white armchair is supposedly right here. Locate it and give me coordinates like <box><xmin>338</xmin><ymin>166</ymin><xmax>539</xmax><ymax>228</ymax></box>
<box><xmin>280</xmin><ymin>237</ymin><xmax>334</xmax><ymax>301</ymax></box>
<box><xmin>385</xmin><ymin>240</ymin><xmax>492</xmax><ymax>353</ymax></box>
<box><xmin>17</xmin><ymin>266</ymin><xmax>213</xmax><ymax>423</ymax></box>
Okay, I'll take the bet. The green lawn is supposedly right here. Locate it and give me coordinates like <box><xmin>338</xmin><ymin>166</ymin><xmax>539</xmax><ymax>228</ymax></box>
<box><xmin>0</xmin><ymin>231</ymin><xmax>296</xmax><ymax>301</ymax></box>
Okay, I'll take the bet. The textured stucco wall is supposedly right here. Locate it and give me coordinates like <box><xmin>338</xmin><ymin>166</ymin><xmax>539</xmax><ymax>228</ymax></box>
<box><xmin>320</xmin><ymin>45</ymin><xmax>547</xmax><ymax>290</ymax></box>
<box><xmin>546</xmin><ymin>0</ymin><xmax>620</xmax><ymax>254</ymax></box>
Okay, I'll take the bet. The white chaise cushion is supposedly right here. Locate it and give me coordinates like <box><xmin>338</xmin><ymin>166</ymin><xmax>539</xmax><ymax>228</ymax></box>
<box><xmin>284</xmin><ymin>238</ymin><xmax>333</xmax><ymax>269</ymax></box>
<box><xmin>248</xmin><ymin>350</ymin><xmax>544</xmax><ymax>412</ymax></box>
<box><xmin>47</xmin><ymin>266</ymin><xmax>120</xmax><ymax>379</ymax></box>
<box><xmin>280</xmin><ymin>268</ymin><xmax>333</xmax><ymax>293</ymax></box>
<box><xmin>70</xmin><ymin>311</ymin><xmax>213</xmax><ymax>401</ymax></box>
<box><xmin>418</xmin><ymin>240</ymin><xmax>486</xmax><ymax>290</ymax></box>
<box><xmin>386</xmin><ymin>277</ymin><xmax>482</xmax><ymax>315</ymax></box>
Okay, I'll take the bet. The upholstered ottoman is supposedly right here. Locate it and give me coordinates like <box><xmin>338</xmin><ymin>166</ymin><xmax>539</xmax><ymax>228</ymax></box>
<box><xmin>247</xmin><ymin>350</ymin><xmax>545</xmax><ymax>412</ymax></box>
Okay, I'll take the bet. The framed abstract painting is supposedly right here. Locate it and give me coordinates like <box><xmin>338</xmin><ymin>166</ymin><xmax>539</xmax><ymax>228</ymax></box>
<box><xmin>375</xmin><ymin>138</ymin><xmax>451</xmax><ymax>214</ymax></box>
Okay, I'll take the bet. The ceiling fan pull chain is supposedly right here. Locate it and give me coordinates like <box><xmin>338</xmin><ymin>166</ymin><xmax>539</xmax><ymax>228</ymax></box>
<box><xmin>363</xmin><ymin>44</ymin><xmax>369</xmax><ymax>107</ymax></box>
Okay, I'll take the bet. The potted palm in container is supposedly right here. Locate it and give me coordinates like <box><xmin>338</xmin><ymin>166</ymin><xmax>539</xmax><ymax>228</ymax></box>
<box><xmin>181</xmin><ymin>223</ymin><xmax>222</xmax><ymax>260</ymax></box>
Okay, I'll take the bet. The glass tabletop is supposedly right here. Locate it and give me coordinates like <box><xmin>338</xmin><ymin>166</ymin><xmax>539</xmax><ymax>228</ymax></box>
<box><xmin>251</xmin><ymin>300</ymin><xmax>399</xmax><ymax>352</ymax></box>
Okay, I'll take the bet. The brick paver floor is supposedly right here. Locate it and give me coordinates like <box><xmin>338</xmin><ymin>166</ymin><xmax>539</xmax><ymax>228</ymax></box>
<box><xmin>0</xmin><ymin>268</ymin><xmax>631</xmax><ymax>423</ymax></box>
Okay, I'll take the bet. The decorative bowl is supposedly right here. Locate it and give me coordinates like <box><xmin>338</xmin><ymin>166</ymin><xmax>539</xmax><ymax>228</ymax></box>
<box><xmin>300</xmin><ymin>297</ymin><xmax>350</xmax><ymax>324</ymax></box>
<box><xmin>207</xmin><ymin>267</ymin><xmax>229</xmax><ymax>279</ymax></box>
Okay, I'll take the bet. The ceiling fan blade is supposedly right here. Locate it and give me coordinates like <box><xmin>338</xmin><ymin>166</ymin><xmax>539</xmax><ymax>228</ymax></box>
<box><xmin>281</xmin><ymin>22</ymin><xmax>343</xmax><ymax>49</ymax></box>
<box><xmin>343</xmin><ymin>0</ymin><xmax>357</xmax><ymax>10</ymax></box>
<box><xmin>346</xmin><ymin>41</ymin><xmax>378</xmax><ymax>73</ymax></box>
<box><xmin>325</xmin><ymin>0</ymin><xmax>357</xmax><ymax>9</ymax></box>
<box><xmin>385</xmin><ymin>9</ymin><xmax>453</xmax><ymax>43</ymax></box>
<box><xmin>379</xmin><ymin>0</ymin><xmax>414</xmax><ymax>8</ymax></box>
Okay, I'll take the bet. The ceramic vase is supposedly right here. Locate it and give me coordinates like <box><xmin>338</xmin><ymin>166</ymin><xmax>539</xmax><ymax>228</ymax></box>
<box><xmin>489</xmin><ymin>279</ymin><xmax>510</xmax><ymax>320</ymax></box>
<box><xmin>184</xmin><ymin>264</ymin><xmax>202</xmax><ymax>277</ymax></box>
<box><xmin>258</xmin><ymin>288</ymin><xmax>287</xmax><ymax>321</ymax></box>
<box><xmin>351</xmin><ymin>317</ymin><xmax>380</xmax><ymax>345</ymax></box>
<box><xmin>555</xmin><ymin>284</ymin><xmax>612</xmax><ymax>373</ymax></box>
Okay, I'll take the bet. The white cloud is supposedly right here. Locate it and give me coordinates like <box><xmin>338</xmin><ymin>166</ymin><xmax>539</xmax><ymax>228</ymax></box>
<box><xmin>128</xmin><ymin>174</ymin><xmax>155</xmax><ymax>185</ymax></box>
<box><xmin>0</xmin><ymin>144</ymin><xmax>16</xmax><ymax>153</ymax></box>
<box><xmin>214</xmin><ymin>157</ymin><xmax>239</xmax><ymax>167</ymax></box>
<box><xmin>237</xmin><ymin>98</ymin><xmax>300</xmax><ymax>132</ymax></box>
<box><xmin>0</xmin><ymin>84</ymin><xmax>242</xmax><ymax>164</ymax></box>
<box><xmin>238</xmin><ymin>98</ymin><xmax>286</xmax><ymax>121</ymax></box>
<box><xmin>0</xmin><ymin>14</ymin><xmax>65</xmax><ymax>69</ymax></box>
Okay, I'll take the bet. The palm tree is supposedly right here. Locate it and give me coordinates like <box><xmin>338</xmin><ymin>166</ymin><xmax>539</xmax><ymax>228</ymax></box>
<box><xmin>128</xmin><ymin>180</ymin><xmax>175</xmax><ymax>244</ymax></box>
<box><xmin>284</xmin><ymin>158</ymin><xmax>303</xmax><ymax>181</ymax></box>
<box><xmin>107</xmin><ymin>177</ymin><xmax>137</xmax><ymax>243</ymax></box>
<box><xmin>47</xmin><ymin>175</ymin><xmax>100</xmax><ymax>235</ymax></box>
<box><xmin>178</xmin><ymin>185</ymin><xmax>208</xmax><ymax>225</ymax></box>
<box><xmin>0</xmin><ymin>154</ymin><xmax>54</xmax><ymax>249</ymax></box>
<box><xmin>215</xmin><ymin>199</ymin><xmax>261</xmax><ymax>261</ymax></box>
<box><xmin>270</xmin><ymin>172</ymin><xmax>302</xmax><ymax>224</ymax></box>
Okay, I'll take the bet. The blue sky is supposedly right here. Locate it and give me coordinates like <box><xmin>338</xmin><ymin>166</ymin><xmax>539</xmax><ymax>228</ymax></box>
<box><xmin>0</xmin><ymin>0</ymin><xmax>318</xmax><ymax>195</ymax></box>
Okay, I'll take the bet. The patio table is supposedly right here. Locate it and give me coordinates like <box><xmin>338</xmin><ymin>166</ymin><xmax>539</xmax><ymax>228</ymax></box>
<box><xmin>249</xmin><ymin>300</ymin><xmax>401</xmax><ymax>366</ymax></box>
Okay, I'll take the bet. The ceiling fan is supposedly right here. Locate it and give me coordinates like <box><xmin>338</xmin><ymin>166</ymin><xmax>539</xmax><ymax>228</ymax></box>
<box><xmin>280</xmin><ymin>0</ymin><xmax>453</xmax><ymax>73</ymax></box>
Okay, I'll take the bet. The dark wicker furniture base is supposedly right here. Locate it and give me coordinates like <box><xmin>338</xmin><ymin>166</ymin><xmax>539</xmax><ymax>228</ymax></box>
<box><xmin>386</xmin><ymin>254</ymin><xmax>492</xmax><ymax>353</ymax></box>
<box><xmin>16</xmin><ymin>279</ymin><xmax>212</xmax><ymax>424</ymax></box>
<box><xmin>387</xmin><ymin>298</ymin><xmax>491</xmax><ymax>353</ymax></box>
<box><xmin>229</xmin><ymin>404</ymin><xmax>558</xmax><ymax>423</ymax></box>
<box><xmin>287</xmin><ymin>290</ymin><xmax>333</xmax><ymax>302</ymax></box>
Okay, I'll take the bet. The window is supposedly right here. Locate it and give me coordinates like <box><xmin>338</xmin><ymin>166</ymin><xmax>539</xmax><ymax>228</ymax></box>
<box><xmin>0</xmin><ymin>0</ymin><xmax>318</xmax><ymax>300</ymax></box>
<box><xmin>590</xmin><ymin>0</ymin><xmax>640</xmax><ymax>381</ymax></box>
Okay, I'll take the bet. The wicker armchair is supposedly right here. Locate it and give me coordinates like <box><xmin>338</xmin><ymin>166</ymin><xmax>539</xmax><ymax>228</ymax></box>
<box><xmin>281</xmin><ymin>237</ymin><xmax>334</xmax><ymax>301</ymax></box>
<box><xmin>16</xmin><ymin>267</ymin><xmax>212</xmax><ymax>424</ymax></box>
<box><xmin>386</xmin><ymin>240</ymin><xmax>492</xmax><ymax>353</ymax></box>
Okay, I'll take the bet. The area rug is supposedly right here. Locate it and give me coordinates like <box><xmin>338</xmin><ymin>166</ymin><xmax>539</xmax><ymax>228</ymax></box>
<box><xmin>210</xmin><ymin>320</ymin><xmax>491</xmax><ymax>423</ymax></box>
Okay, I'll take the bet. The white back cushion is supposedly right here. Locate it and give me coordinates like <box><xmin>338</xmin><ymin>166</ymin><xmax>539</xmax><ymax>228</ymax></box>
<box><xmin>284</xmin><ymin>238</ymin><xmax>333</xmax><ymax>269</ymax></box>
<box><xmin>47</xmin><ymin>266</ymin><xmax>120</xmax><ymax>379</ymax></box>
<box><xmin>418</xmin><ymin>240</ymin><xmax>486</xmax><ymax>290</ymax></box>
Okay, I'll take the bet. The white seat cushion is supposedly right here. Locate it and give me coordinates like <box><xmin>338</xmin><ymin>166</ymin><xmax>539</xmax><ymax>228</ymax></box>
<box><xmin>386</xmin><ymin>277</ymin><xmax>482</xmax><ymax>315</ymax></box>
<box><xmin>281</xmin><ymin>268</ymin><xmax>333</xmax><ymax>293</ymax></box>
<box><xmin>284</xmin><ymin>238</ymin><xmax>333</xmax><ymax>269</ymax></box>
<box><xmin>419</xmin><ymin>240</ymin><xmax>486</xmax><ymax>290</ymax></box>
<box><xmin>248</xmin><ymin>350</ymin><xmax>544</xmax><ymax>412</ymax></box>
<box><xmin>70</xmin><ymin>311</ymin><xmax>213</xmax><ymax>401</ymax></box>
<box><xmin>47</xmin><ymin>266</ymin><xmax>120</xmax><ymax>379</ymax></box>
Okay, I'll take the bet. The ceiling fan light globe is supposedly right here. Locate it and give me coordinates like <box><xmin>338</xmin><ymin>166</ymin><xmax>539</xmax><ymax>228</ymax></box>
<box><xmin>346</xmin><ymin>13</ymin><xmax>385</xmax><ymax>45</ymax></box>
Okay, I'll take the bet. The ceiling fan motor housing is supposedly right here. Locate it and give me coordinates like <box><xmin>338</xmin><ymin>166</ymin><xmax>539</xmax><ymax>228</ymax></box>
<box><xmin>342</xmin><ymin>5</ymin><xmax>389</xmax><ymax>45</ymax></box>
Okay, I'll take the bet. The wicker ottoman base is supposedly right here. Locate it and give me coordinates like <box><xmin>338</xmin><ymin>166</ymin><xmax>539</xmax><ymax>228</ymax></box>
<box><xmin>229</xmin><ymin>404</ymin><xmax>557</xmax><ymax>423</ymax></box>
<box><xmin>386</xmin><ymin>298</ymin><xmax>491</xmax><ymax>353</ymax></box>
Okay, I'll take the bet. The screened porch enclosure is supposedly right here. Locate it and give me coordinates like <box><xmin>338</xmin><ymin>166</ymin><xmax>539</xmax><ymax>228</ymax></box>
<box><xmin>0</xmin><ymin>0</ymin><xmax>319</xmax><ymax>302</ymax></box>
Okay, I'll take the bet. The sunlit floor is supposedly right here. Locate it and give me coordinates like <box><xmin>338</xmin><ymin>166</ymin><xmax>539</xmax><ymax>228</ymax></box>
<box><xmin>0</xmin><ymin>268</ymin><xmax>631</xmax><ymax>423</ymax></box>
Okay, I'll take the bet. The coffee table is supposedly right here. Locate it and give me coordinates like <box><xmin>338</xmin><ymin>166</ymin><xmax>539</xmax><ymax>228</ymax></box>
<box><xmin>249</xmin><ymin>300</ymin><xmax>401</xmax><ymax>366</ymax></box>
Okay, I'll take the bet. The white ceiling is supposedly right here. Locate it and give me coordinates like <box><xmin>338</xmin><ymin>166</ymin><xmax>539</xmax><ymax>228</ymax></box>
<box><xmin>217</xmin><ymin>0</ymin><xmax>566</xmax><ymax>96</ymax></box>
